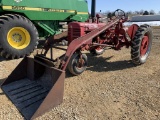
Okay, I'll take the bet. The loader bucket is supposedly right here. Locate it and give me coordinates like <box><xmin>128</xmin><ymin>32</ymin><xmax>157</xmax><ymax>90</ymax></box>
<box><xmin>1</xmin><ymin>56</ymin><xmax>65</xmax><ymax>120</ymax></box>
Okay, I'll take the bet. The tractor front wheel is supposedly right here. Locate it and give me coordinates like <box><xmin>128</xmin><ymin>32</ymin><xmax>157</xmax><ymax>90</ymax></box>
<box><xmin>0</xmin><ymin>14</ymin><xmax>38</xmax><ymax>59</ymax></box>
<box><xmin>131</xmin><ymin>24</ymin><xmax>153</xmax><ymax>65</ymax></box>
<box><xmin>68</xmin><ymin>53</ymin><xmax>88</xmax><ymax>76</ymax></box>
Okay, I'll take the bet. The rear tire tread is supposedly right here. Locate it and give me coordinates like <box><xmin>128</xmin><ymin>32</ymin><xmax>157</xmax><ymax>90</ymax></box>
<box><xmin>131</xmin><ymin>24</ymin><xmax>152</xmax><ymax>65</ymax></box>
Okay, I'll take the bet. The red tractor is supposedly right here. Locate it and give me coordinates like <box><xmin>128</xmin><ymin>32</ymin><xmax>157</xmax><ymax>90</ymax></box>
<box><xmin>42</xmin><ymin>0</ymin><xmax>152</xmax><ymax>76</ymax></box>
<box><xmin>1</xmin><ymin>0</ymin><xmax>153</xmax><ymax>119</ymax></box>
<box><xmin>42</xmin><ymin>7</ymin><xmax>152</xmax><ymax>75</ymax></box>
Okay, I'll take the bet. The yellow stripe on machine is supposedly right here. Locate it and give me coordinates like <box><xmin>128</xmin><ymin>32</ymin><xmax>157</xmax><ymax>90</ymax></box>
<box><xmin>2</xmin><ymin>6</ymin><xmax>88</xmax><ymax>15</ymax></box>
<box><xmin>2</xmin><ymin>6</ymin><xmax>12</xmax><ymax>10</ymax></box>
<box><xmin>77</xmin><ymin>12</ymin><xmax>88</xmax><ymax>15</ymax></box>
<box><xmin>25</xmin><ymin>7</ymin><xmax>41</xmax><ymax>11</ymax></box>
<box><xmin>66</xmin><ymin>10</ymin><xmax>76</xmax><ymax>13</ymax></box>
<box><xmin>2</xmin><ymin>6</ymin><xmax>76</xmax><ymax>14</ymax></box>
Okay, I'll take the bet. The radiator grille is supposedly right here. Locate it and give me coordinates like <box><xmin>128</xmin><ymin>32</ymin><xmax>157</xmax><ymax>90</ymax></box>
<box><xmin>68</xmin><ymin>28</ymin><xmax>81</xmax><ymax>40</ymax></box>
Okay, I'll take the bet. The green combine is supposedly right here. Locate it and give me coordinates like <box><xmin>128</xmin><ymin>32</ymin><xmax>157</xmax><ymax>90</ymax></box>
<box><xmin>0</xmin><ymin>0</ymin><xmax>89</xmax><ymax>59</ymax></box>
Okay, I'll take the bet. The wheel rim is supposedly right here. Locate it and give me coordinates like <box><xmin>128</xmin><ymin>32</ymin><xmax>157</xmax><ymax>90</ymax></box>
<box><xmin>7</xmin><ymin>27</ymin><xmax>31</xmax><ymax>49</ymax></box>
<box><xmin>140</xmin><ymin>35</ymin><xmax>149</xmax><ymax>56</ymax></box>
<box><xmin>75</xmin><ymin>58</ymin><xmax>85</xmax><ymax>69</ymax></box>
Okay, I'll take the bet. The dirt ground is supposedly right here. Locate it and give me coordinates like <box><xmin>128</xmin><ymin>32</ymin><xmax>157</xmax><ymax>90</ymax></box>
<box><xmin>0</xmin><ymin>28</ymin><xmax>160</xmax><ymax>120</ymax></box>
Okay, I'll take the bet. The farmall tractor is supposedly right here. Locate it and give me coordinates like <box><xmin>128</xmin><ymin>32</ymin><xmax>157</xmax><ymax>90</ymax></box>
<box><xmin>1</xmin><ymin>0</ymin><xmax>153</xmax><ymax>119</ymax></box>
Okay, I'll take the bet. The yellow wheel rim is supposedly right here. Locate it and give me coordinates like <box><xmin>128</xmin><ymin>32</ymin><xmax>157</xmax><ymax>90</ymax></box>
<box><xmin>7</xmin><ymin>27</ymin><xmax>31</xmax><ymax>49</ymax></box>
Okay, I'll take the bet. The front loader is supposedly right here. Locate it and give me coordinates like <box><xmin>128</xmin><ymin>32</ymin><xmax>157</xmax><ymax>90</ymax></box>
<box><xmin>1</xmin><ymin>0</ymin><xmax>153</xmax><ymax>119</ymax></box>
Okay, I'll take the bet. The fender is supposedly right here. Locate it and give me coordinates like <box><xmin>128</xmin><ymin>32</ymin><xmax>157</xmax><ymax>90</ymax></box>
<box><xmin>126</xmin><ymin>24</ymin><xmax>139</xmax><ymax>40</ymax></box>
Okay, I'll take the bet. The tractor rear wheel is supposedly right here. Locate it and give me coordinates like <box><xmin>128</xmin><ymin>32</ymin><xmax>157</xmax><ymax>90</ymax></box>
<box><xmin>131</xmin><ymin>24</ymin><xmax>153</xmax><ymax>65</ymax></box>
<box><xmin>0</xmin><ymin>14</ymin><xmax>38</xmax><ymax>59</ymax></box>
<box><xmin>68</xmin><ymin>53</ymin><xmax>88</xmax><ymax>76</ymax></box>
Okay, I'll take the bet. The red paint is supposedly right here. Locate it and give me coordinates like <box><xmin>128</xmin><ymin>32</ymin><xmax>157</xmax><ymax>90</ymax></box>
<box><xmin>140</xmin><ymin>36</ymin><xmax>149</xmax><ymax>56</ymax></box>
<box><xmin>51</xmin><ymin>18</ymin><xmax>142</xmax><ymax>70</ymax></box>
<box><xmin>62</xmin><ymin>19</ymin><xmax>120</xmax><ymax>70</ymax></box>
<box><xmin>127</xmin><ymin>24</ymin><xmax>139</xmax><ymax>40</ymax></box>
<box><xmin>68</xmin><ymin>22</ymin><xmax>106</xmax><ymax>44</ymax></box>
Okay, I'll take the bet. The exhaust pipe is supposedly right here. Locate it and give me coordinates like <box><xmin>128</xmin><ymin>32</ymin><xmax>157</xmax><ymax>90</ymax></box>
<box><xmin>91</xmin><ymin>0</ymin><xmax>96</xmax><ymax>22</ymax></box>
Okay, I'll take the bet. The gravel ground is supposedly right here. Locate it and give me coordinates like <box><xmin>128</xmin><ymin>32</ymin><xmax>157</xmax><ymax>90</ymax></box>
<box><xmin>0</xmin><ymin>28</ymin><xmax>160</xmax><ymax>120</ymax></box>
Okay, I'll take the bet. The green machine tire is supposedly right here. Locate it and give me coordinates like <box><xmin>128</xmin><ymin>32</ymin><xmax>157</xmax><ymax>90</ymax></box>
<box><xmin>0</xmin><ymin>14</ymin><xmax>39</xmax><ymax>59</ymax></box>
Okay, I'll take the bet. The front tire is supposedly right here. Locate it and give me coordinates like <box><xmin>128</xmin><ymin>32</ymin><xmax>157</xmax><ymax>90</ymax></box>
<box><xmin>0</xmin><ymin>14</ymin><xmax>39</xmax><ymax>59</ymax></box>
<box><xmin>68</xmin><ymin>53</ymin><xmax>88</xmax><ymax>76</ymax></box>
<box><xmin>131</xmin><ymin>24</ymin><xmax>153</xmax><ymax>65</ymax></box>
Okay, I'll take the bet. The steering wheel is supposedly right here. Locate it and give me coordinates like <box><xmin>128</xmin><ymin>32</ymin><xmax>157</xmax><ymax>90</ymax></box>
<box><xmin>114</xmin><ymin>9</ymin><xmax>126</xmax><ymax>19</ymax></box>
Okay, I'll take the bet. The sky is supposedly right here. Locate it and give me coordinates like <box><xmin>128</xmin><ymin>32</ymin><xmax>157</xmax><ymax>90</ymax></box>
<box><xmin>87</xmin><ymin>0</ymin><xmax>160</xmax><ymax>13</ymax></box>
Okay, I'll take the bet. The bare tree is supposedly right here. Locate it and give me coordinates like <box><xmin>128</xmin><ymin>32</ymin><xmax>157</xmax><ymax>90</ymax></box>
<box><xmin>104</xmin><ymin>10</ymin><xmax>111</xmax><ymax>16</ymax></box>
<box><xmin>139</xmin><ymin>10</ymin><xmax>144</xmax><ymax>15</ymax></box>
<box><xmin>135</xmin><ymin>11</ymin><xmax>140</xmax><ymax>14</ymax></box>
<box><xmin>149</xmin><ymin>10</ymin><xmax>155</xmax><ymax>15</ymax></box>
<box><xmin>127</xmin><ymin>11</ymin><xmax>133</xmax><ymax>15</ymax></box>
<box><xmin>107</xmin><ymin>12</ymin><xmax>112</xmax><ymax>18</ymax></box>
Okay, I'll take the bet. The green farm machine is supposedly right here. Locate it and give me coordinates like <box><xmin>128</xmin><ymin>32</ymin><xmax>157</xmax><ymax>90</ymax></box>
<box><xmin>0</xmin><ymin>0</ymin><xmax>89</xmax><ymax>59</ymax></box>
